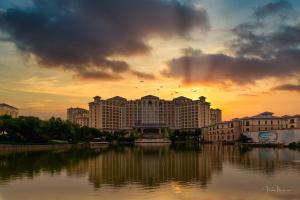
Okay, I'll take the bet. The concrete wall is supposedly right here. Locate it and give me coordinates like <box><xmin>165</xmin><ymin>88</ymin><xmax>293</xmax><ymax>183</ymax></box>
<box><xmin>243</xmin><ymin>129</ymin><xmax>300</xmax><ymax>144</ymax></box>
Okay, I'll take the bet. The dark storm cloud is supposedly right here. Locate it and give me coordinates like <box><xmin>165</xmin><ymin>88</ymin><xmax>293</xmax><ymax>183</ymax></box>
<box><xmin>164</xmin><ymin>0</ymin><xmax>300</xmax><ymax>85</ymax></box>
<box><xmin>164</xmin><ymin>49</ymin><xmax>300</xmax><ymax>85</ymax></box>
<box><xmin>0</xmin><ymin>0</ymin><xmax>209</xmax><ymax>80</ymax></box>
<box><xmin>272</xmin><ymin>83</ymin><xmax>300</xmax><ymax>92</ymax></box>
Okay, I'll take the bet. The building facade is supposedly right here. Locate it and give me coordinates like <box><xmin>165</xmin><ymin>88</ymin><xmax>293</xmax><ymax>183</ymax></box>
<box><xmin>0</xmin><ymin>103</ymin><xmax>18</xmax><ymax>118</ymax></box>
<box><xmin>202</xmin><ymin>120</ymin><xmax>241</xmax><ymax>142</ymax></box>
<box><xmin>67</xmin><ymin>107</ymin><xmax>89</xmax><ymax>127</ymax></box>
<box><xmin>283</xmin><ymin>115</ymin><xmax>300</xmax><ymax>129</ymax></box>
<box><xmin>88</xmin><ymin>95</ymin><xmax>221</xmax><ymax>131</ymax></box>
<box><xmin>210</xmin><ymin>109</ymin><xmax>222</xmax><ymax>125</ymax></box>
<box><xmin>203</xmin><ymin>112</ymin><xmax>300</xmax><ymax>142</ymax></box>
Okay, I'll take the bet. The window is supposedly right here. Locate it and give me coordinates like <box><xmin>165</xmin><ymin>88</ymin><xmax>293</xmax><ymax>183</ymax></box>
<box><xmin>290</xmin><ymin>119</ymin><xmax>295</xmax><ymax>123</ymax></box>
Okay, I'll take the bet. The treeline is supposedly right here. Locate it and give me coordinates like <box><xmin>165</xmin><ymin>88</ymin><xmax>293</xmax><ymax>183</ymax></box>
<box><xmin>0</xmin><ymin>115</ymin><xmax>203</xmax><ymax>144</ymax></box>
<box><xmin>169</xmin><ymin>129</ymin><xmax>202</xmax><ymax>142</ymax></box>
<box><xmin>0</xmin><ymin>115</ymin><xmax>104</xmax><ymax>144</ymax></box>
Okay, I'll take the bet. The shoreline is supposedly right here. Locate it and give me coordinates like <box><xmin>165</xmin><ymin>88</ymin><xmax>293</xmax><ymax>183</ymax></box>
<box><xmin>0</xmin><ymin>143</ymin><xmax>89</xmax><ymax>154</ymax></box>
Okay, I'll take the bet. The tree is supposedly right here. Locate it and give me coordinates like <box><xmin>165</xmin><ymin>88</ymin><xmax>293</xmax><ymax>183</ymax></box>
<box><xmin>239</xmin><ymin>134</ymin><xmax>251</xmax><ymax>143</ymax></box>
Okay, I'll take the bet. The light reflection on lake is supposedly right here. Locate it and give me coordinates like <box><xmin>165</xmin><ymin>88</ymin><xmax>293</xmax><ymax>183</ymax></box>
<box><xmin>0</xmin><ymin>144</ymin><xmax>299</xmax><ymax>200</ymax></box>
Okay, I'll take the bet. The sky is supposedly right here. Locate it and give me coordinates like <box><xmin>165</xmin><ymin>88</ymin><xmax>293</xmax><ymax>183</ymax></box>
<box><xmin>0</xmin><ymin>0</ymin><xmax>300</xmax><ymax>120</ymax></box>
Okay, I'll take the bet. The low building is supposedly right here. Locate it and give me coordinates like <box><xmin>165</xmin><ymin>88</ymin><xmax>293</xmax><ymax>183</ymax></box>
<box><xmin>202</xmin><ymin>120</ymin><xmax>241</xmax><ymax>142</ymax></box>
<box><xmin>283</xmin><ymin>115</ymin><xmax>300</xmax><ymax>129</ymax></box>
<box><xmin>240</xmin><ymin>112</ymin><xmax>285</xmax><ymax>132</ymax></box>
<box><xmin>67</xmin><ymin>107</ymin><xmax>89</xmax><ymax>127</ymax></box>
<box><xmin>202</xmin><ymin>112</ymin><xmax>300</xmax><ymax>142</ymax></box>
<box><xmin>0</xmin><ymin>103</ymin><xmax>19</xmax><ymax>118</ymax></box>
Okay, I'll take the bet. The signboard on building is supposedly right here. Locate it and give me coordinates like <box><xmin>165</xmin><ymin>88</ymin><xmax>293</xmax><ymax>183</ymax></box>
<box><xmin>258</xmin><ymin>131</ymin><xmax>278</xmax><ymax>143</ymax></box>
<box><xmin>244</xmin><ymin>129</ymin><xmax>300</xmax><ymax>144</ymax></box>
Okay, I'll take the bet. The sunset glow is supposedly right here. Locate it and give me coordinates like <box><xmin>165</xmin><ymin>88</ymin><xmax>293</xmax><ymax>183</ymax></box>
<box><xmin>0</xmin><ymin>0</ymin><xmax>299</xmax><ymax>120</ymax></box>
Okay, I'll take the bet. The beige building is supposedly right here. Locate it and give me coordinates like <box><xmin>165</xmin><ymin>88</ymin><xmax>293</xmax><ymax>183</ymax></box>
<box><xmin>203</xmin><ymin>120</ymin><xmax>241</xmax><ymax>142</ymax></box>
<box><xmin>203</xmin><ymin>112</ymin><xmax>300</xmax><ymax>142</ymax></box>
<box><xmin>283</xmin><ymin>115</ymin><xmax>300</xmax><ymax>129</ymax></box>
<box><xmin>210</xmin><ymin>109</ymin><xmax>222</xmax><ymax>125</ymax></box>
<box><xmin>0</xmin><ymin>103</ymin><xmax>19</xmax><ymax>118</ymax></box>
<box><xmin>67</xmin><ymin>107</ymin><xmax>89</xmax><ymax>127</ymax></box>
<box><xmin>88</xmin><ymin>95</ymin><xmax>221</xmax><ymax>131</ymax></box>
<box><xmin>240</xmin><ymin>112</ymin><xmax>286</xmax><ymax>133</ymax></box>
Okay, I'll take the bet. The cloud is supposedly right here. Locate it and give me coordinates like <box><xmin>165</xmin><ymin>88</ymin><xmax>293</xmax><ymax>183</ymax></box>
<box><xmin>131</xmin><ymin>70</ymin><xmax>155</xmax><ymax>80</ymax></box>
<box><xmin>164</xmin><ymin>49</ymin><xmax>300</xmax><ymax>85</ymax></box>
<box><xmin>0</xmin><ymin>0</ymin><xmax>209</xmax><ymax>80</ymax></box>
<box><xmin>74</xmin><ymin>70</ymin><xmax>122</xmax><ymax>81</ymax></box>
<box><xmin>163</xmin><ymin>0</ymin><xmax>300</xmax><ymax>85</ymax></box>
<box><xmin>253</xmin><ymin>0</ymin><xmax>293</xmax><ymax>19</ymax></box>
<box><xmin>272</xmin><ymin>83</ymin><xmax>300</xmax><ymax>92</ymax></box>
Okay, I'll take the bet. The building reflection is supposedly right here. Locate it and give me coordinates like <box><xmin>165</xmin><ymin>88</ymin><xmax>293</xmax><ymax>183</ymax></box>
<box><xmin>71</xmin><ymin>145</ymin><xmax>222</xmax><ymax>188</ymax></box>
<box><xmin>67</xmin><ymin>145</ymin><xmax>300</xmax><ymax>188</ymax></box>
<box><xmin>0</xmin><ymin>145</ymin><xmax>299</xmax><ymax>188</ymax></box>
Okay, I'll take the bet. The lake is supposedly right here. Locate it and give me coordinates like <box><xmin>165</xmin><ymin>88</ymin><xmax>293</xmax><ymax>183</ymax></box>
<box><xmin>0</xmin><ymin>144</ymin><xmax>299</xmax><ymax>200</ymax></box>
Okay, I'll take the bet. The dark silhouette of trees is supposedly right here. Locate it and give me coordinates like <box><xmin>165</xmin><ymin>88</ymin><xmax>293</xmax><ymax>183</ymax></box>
<box><xmin>0</xmin><ymin>115</ymin><xmax>104</xmax><ymax>144</ymax></box>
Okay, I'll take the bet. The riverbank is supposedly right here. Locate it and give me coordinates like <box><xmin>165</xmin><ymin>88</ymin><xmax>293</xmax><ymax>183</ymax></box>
<box><xmin>0</xmin><ymin>143</ymin><xmax>89</xmax><ymax>154</ymax></box>
<box><xmin>238</xmin><ymin>143</ymin><xmax>285</xmax><ymax>148</ymax></box>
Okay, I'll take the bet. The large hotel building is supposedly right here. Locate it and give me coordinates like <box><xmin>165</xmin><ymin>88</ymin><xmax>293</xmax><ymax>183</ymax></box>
<box><xmin>86</xmin><ymin>95</ymin><xmax>221</xmax><ymax>131</ymax></box>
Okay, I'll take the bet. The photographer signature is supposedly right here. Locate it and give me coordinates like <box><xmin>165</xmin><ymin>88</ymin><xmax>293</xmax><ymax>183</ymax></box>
<box><xmin>263</xmin><ymin>185</ymin><xmax>291</xmax><ymax>193</ymax></box>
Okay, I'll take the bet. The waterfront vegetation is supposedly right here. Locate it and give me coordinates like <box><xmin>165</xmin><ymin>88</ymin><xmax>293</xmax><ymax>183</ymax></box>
<box><xmin>0</xmin><ymin>115</ymin><xmax>104</xmax><ymax>144</ymax></box>
<box><xmin>288</xmin><ymin>142</ymin><xmax>300</xmax><ymax>150</ymax></box>
<box><xmin>0</xmin><ymin>115</ymin><xmax>202</xmax><ymax>144</ymax></box>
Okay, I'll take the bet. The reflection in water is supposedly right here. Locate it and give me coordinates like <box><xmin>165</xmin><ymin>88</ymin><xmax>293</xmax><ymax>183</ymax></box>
<box><xmin>0</xmin><ymin>145</ymin><xmax>299</xmax><ymax>199</ymax></box>
<box><xmin>0</xmin><ymin>148</ymin><xmax>101</xmax><ymax>184</ymax></box>
<box><xmin>73</xmin><ymin>145</ymin><xmax>221</xmax><ymax>188</ymax></box>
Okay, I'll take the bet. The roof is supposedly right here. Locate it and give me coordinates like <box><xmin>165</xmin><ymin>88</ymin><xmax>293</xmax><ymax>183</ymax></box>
<box><xmin>141</xmin><ymin>95</ymin><xmax>159</xmax><ymax>100</ymax></box>
<box><xmin>0</xmin><ymin>103</ymin><xmax>18</xmax><ymax>110</ymax></box>
<box><xmin>107</xmin><ymin>96</ymin><xmax>127</xmax><ymax>101</ymax></box>
<box><xmin>241</xmin><ymin>112</ymin><xmax>282</xmax><ymax>120</ymax></box>
<box><xmin>173</xmin><ymin>96</ymin><xmax>192</xmax><ymax>101</ymax></box>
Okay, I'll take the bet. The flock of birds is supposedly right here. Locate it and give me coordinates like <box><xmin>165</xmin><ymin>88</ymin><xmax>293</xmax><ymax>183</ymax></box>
<box><xmin>136</xmin><ymin>80</ymin><xmax>199</xmax><ymax>96</ymax></box>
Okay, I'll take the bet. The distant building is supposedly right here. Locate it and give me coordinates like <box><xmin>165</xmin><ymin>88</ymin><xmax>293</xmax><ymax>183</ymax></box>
<box><xmin>88</xmin><ymin>95</ymin><xmax>221</xmax><ymax>131</ymax></box>
<box><xmin>67</xmin><ymin>107</ymin><xmax>89</xmax><ymax>127</ymax></box>
<box><xmin>0</xmin><ymin>103</ymin><xmax>18</xmax><ymax>118</ymax></box>
<box><xmin>203</xmin><ymin>112</ymin><xmax>300</xmax><ymax>142</ymax></box>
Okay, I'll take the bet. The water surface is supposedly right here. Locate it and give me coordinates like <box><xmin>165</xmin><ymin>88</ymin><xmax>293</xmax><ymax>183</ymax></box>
<box><xmin>0</xmin><ymin>144</ymin><xmax>299</xmax><ymax>200</ymax></box>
